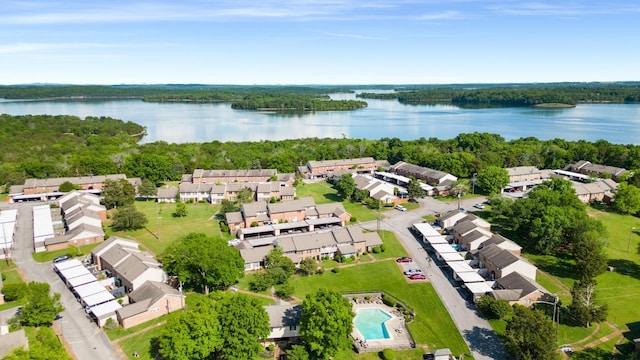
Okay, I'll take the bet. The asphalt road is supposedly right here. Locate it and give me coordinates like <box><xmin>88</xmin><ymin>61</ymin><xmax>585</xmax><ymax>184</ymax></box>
<box><xmin>4</xmin><ymin>202</ymin><xmax>121</xmax><ymax>360</ymax></box>
<box><xmin>363</xmin><ymin>196</ymin><xmax>510</xmax><ymax>360</ymax></box>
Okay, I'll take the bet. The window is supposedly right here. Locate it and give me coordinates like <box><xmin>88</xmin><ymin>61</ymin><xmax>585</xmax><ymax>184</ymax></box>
<box><xmin>289</xmin><ymin>325</ymin><xmax>297</xmax><ymax>331</ymax></box>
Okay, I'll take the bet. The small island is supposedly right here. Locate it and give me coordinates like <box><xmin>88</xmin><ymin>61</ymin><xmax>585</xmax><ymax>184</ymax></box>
<box><xmin>231</xmin><ymin>93</ymin><xmax>367</xmax><ymax>111</ymax></box>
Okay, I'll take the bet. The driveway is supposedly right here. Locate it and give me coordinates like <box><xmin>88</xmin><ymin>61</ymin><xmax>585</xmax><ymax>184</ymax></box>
<box><xmin>363</xmin><ymin>196</ymin><xmax>509</xmax><ymax>360</ymax></box>
<box><xmin>5</xmin><ymin>202</ymin><xmax>121</xmax><ymax>360</ymax></box>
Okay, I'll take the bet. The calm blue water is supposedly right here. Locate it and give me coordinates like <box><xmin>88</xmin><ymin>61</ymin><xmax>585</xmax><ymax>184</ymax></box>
<box><xmin>1</xmin><ymin>93</ymin><xmax>640</xmax><ymax>144</ymax></box>
<box><xmin>354</xmin><ymin>308</ymin><xmax>392</xmax><ymax>340</ymax></box>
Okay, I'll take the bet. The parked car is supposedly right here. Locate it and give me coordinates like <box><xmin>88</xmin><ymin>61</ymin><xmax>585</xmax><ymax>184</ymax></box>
<box><xmin>396</xmin><ymin>257</ymin><xmax>413</xmax><ymax>263</ymax></box>
<box><xmin>395</xmin><ymin>205</ymin><xmax>407</xmax><ymax>212</ymax></box>
<box><xmin>52</xmin><ymin>255</ymin><xmax>71</xmax><ymax>263</ymax></box>
<box><xmin>409</xmin><ymin>273</ymin><xmax>427</xmax><ymax>280</ymax></box>
<box><xmin>404</xmin><ymin>269</ymin><xmax>423</xmax><ymax>276</ymax></box>
<box><xmin>473</xmin><ymin>203</ymin><xmax>486</xmax><ymax>209</ymax></box>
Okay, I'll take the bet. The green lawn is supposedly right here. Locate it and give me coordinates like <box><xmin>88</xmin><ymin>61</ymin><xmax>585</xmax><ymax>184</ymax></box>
<box><xmin>106</xmin><ymin>201</ymin><xmax>233</xmax><ymax>256</ymax></box>
<box><xmin>370</xmin><ymin>230</ymin><xmax>409</xmax><ymax>260</ymax></box>
<box><xmin>0</xmin><ymin>268</ymin><xmax>26</xmax><ymax>311</ymax></box>
<box><xmin>290</xmin><ymin>261</ymin><xmax>471</xmax><ymax>357</ymax></box>
<box><xmin>295</xmin><ymin>181</ymin><xmax>379</xmax><ymax>222</ymax></box>
<box><xmin>32</xmin><ymin>242</ymin><xmax>101</xmax><ymax>263</ymax></box>
<box><xmin>510</xmin><ymin>207</ymin><xmax>640</xmax><ymax>355</ymax></box>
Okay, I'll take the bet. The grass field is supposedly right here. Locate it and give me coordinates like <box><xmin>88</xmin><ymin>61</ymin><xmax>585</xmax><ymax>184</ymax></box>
<box><xmin>106</xmin><ymin>201</ymin><xmax>233</xmax><ymax>256</ymax></box>
<box><xmin>515</xmin><ymin>207</ymin><xmax>640</xmax><ymax>357</ymax></box>
<box><xmin>32</xmin><ymin>242</ymin><xmax>101</xmax><ymax>263</ymax></box>
<box><xmin>290</xmin><ymin>260</ymin><xmax>471</xmax><ymax>357</ymax></box>
<box><xmin>296</xmin><ymin>181</ymin><xmax>380</xmax><ymax>222</ymax></box>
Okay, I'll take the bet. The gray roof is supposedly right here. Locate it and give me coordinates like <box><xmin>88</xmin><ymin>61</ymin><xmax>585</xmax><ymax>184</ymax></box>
<box><xmin>332</xmin><ymin>227</ymin><xmax>353</xmax><ymax>244</ymax></box>
<box><xmin>225</xmin><ymin>211</ymin><xmax>244</xmax><ymax>224</ymax></box>
<box><xmin>479</xmin><ymin>244</ymin><xmax>520</xmax><ymax>269</ymax></box>
<box><xmin>265</xmin><ymin>303</ymin><xmax>301</xmax><ymax>328</ymax></box>
<box><xmin>452</xmin><ymin>220</ymin><xmax>478</xmax><ymax>236</ymax></box>
<box><xmin>495</xmin><ymin>272</ymin><xmax>547</xmax><ymax>298</ymax></box>
<box><xmin>24</xmin><ymin>174</ymin><xmax>127</xmax><ymax>189</ymax></box>
<box><xmin>115</xmin><ymin>254</ymin><xmax>161</xmax><ymax>284</ymax></box>
<box><xmin>280</xmin><ymin>187</ymin><xmax>296</xmax><ymax>196</ymax></box>
<box><xmin>157</xmin><ymin>187</ymin><xmax>178</xmax><ymax>199</ymax></box>
<box><xmin>391</xmin><ymin>161</ymin><xmax>454</xmax><ymax>181</ymax></box>
<box><xmin>240</xmin><ymin>245</ymin><xmax>273</xmax><ymax>264</ymax></box>
<box><xmin>257</xmin><ymin>183</ymin><xmax>271</xmax><ymax>193</ymax></box>
<box><xmin>481</xmin><ymin>234</ymin><xmax>522</xmax><ymax>251</ymax></box>
<box><xmin>179</xmin><ymin>182</ymin><xmax>212</xmax><ymax>193</ymax></box>
<box><xmin>505</xmin><ymin>166</ymin><xmax>541</xmax><ymax>177</ymax></box>
<box><xmin>268</xmin><ymin>197</ymin><xmax>315</xmax><ymax>214</ymax></box>
<box><xmin>316</xmin><ymin>202</ymin><xmax>348</xmax><ymax>217</ymax></box>
<box><xmin>192</xmin><ymin>169</ymin><xmax>277</xmax><ymax>179</ymax></box>
<box><xmin>337</xmin><ymin>244</ymin><xmax>357</xmax><ymax>255</ymax></box>
<box><xmin>128</xmin><ymin>281</ymin><xmax>182</xmax><ymax>305</ymax></box>
<box><xmin>242</xmin><ymin>202</ymin><xmax>268</xmax><ymax>217</ymax></box>
<box><xmin>275</xmin><ymin>237</ymin><xmax>296</xmax><ymax>253</ymax></box>
<box><xmin>306</xmin><ymin>157</ymin><xmax>376</xmax><ymax>170</ymax></box>
<box><xmin>91</xmin><ymin>236</ymin><xmax>138</xmax><ymax>258</ymax></box>
<box><xmin>291</xmin><ymin>232</ymin><xmax>336</xmax><ymax>251</ymax></box>
<box><xmin>101</xmin><ymin>244</ymin><xmax>137</xmax><ymax>267</ymax></box>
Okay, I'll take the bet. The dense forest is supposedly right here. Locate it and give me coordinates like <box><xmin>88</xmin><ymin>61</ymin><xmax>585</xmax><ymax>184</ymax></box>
<box><xmin>230</xmin><ymin>93</ymin><xmax>367</xmax><ymax>111</ymax></box>
<box><xmin>2</xmin><ymin>114</ymin><xmax>640</xmax><ymax>189</ymax></box>
<box><xmin>358</xmin><ymin>83</ymin><xmax>640</xmax><ymax>107</ymax></box>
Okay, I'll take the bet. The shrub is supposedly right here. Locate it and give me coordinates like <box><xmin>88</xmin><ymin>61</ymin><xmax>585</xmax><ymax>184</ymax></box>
<box><xmin>331</xmin><ymin>268</ymin><xmax>340</xmax><ymax>274</ymax></box>
<box><xmin>267</xmin><ymin>344</ymin><xmax>275</xmax><ymax>351</ymax></box>
<box><xmin>275</xmin><ymin>283</ymin><xmax>294</xmax><ymax>299</ymax></box>
<box><xmin>249</xmin><ymin>273</ymin><xmax>272</xmax><ymax>292</ymax></box>
<box><xmin>2</xmin><ymin>283</ymin><xmax>28</xmax><ymax>302</ymax></box>
<box><xmin>1</xmin><ymin>273</ymin><xmax>5</xmax><ymax>281</ymax></box>
<box><xmin>372</xmin><ymin>246</ymin><xmax>382</xmax><ymax>254</ymax></box>
<box><xmin>382</xmin><ymin>296</ymin><xmax>396</xmax><ymax>307</ymax></box>
<box><xmin>380</xmin><ymin>243</ymin><xmax>387</xmax><ymax>252</ymax></box>
<box><xmin>103</xmin><ymin>318</ymin><xmax>119</xmax><ymax>330</ymax></box>
<box><xmin>350</xmin><ymin>216</ymin><xmax>357</xmax><ymax>223</ymax></box>
<box><xmin>381</xmin><ymin>348</ymin><xmax>396</xmax><ymax>360</ymax></box>
<box><xmin>364</xmin><ymin>295</ymin><xmax>371</xmax><ymax>301</ymax></box>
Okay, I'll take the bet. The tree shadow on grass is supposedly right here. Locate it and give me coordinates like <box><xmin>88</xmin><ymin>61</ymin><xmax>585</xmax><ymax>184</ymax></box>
<box><xmin>462</xmin><ymin>326</ymin><xmax>511</xmax><ymax>360</ymax></box>
<box><xmin>322</xmin><ymin>192</ymin><xmax>342</xmax><ymax>202</ymax></box>
<box><xmin>530</xmin><ymin>255</ymin><xmax>577</xmax><ymax>281</ymax></box>
<box><xmin>606</xmin><ymin>259</ymin><xmax>640</xmax><ymax>282</ymax></box>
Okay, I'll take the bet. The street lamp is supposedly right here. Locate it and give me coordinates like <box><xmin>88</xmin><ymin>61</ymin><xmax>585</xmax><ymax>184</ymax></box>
<box><xmin>534</xmin><ymin>294</ymin><xmax>559</xmax><ymax>345</ymax></box>
<box><xmin>472</xmin><ymin>173</ymin><xmax>477</xmax><ymax>195</ymax></box>
<box><xmin>628</xmin><ymin>227</ymin><xmax>636</xmax><ymax>253</ymax></box>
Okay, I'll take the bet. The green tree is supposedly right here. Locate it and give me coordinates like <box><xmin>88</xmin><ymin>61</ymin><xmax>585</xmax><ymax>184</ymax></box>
<box><xmin>58</xmin><ymin>181</ymin><xmax>80</xmax><ymax>192</ymax></box>
<box><xmin>335</xmin><ymin>173</ymin><xmax>356</xmax><ymax>200</ymax></box>
<box><xmin>220</xmin><ymin>199</ymin><xmax>240</xmax><ymax>215</ymax></box>
<box><xmin>504</xmin><ymin>305</ymin><xmax>557</xmax><ymax>360</ymax></box>
<box><xmin>215</xmin><ymin>293</ymin><xmax>271</xmax><ymax>360</ymax></box>
<box><xmin>4</xmin><ymin>327</ymin><xmax>72</xmax><ymax>360</ymax></box>
<box><xmin>476</xmin><ymin>166</ymin><xmax>510</xmax><ymax>195</ymax></box>
<box><xmin>613</xmin><ymin>182</ymin><xmax>640</xmax><ymax>214</ymax></box>
<box><xmin>286</xmin><ymin>345</ymin><xmax>309</xmax><ymax>360</ymax></box>
<box><xmin>265</xmin><ymin>247</ymin><xmax>295</xmax><ymax>285</ymax></box>
<box><xmin>569</xmin><ymin>280</ymin><xmax>608</xmax><ymax>327</ymax></box>
<box><xmin>111</xmin><ymin>205</ymin><xmax>148</xmax><ymax>231</ymax></box>
<box><xmin>156</xmin><ymin>302</ymin><xmax>222</xmax><ymax>360</ymax></box>
<box><xmin>163</xmin><ymin>233</ymin><xmax>244</xmax><ymax>294</ymax></box>
<box><xmin>18</xmin><ymin>282</ymin><xmax>64</xmax><ymax>327</ymax></box>
<box><xmin>237</xmin><ymin>188</ymin><xmax>254</xmax><ymax>204</ymax></box>
<box><xmin>299</xmin><ymin>288</ymin><xmax>355</xmax><ymax>359</ymax></box>
<box><xmin>101</xmin><ymin>178</ymin><xmax>136</xmax><ymax>209</ymax></box>
<box><xmin>275</xmin><ymin>282</ymin><xmax>294</xmax><ymax>299</ymax></box>
<box><xmin>173</xmin><ymin>202</ymin><xmax>188</xmax><ymax>217</ymax></box>
<box><xmin>573</xmin><ymin>237</ymin><xmax>608</xmax><ymax>282</ymax></box>
<box><xmin>300</xmin><ymin>257</ymin><xmax>317</xmax><ymax>276</ymax></box>
<box><xmin>406</xmin><ymin>176</ymin><xmax>425</xmax><ymax>201</ymax></box>
<box><xmin>138</xmin><ymin>178</ymin><xmax>157</xmax><ymax>200</ymax></box>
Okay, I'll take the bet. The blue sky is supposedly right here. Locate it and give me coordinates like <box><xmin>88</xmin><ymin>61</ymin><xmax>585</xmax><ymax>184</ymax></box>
<box><xmin>1</xmin><ymin>0</ymin><xmax>639</xmax><ymax>85</ymax></box>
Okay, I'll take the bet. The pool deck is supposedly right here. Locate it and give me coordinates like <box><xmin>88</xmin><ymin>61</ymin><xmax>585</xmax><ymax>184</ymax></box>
<box><xmin>351</xmin><ymin>302</ymin><xmax>414</xmax><ymax>353</ymax></box>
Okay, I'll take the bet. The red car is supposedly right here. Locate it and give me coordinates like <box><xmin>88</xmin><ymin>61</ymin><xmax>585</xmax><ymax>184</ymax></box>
<box><xmin>409</xmin><ymin>273</ymin><xmax>427</xmax><ymax>280</ymax></box>
<box><xmin>396</xmin><ymin>257</ymin><xmax>413</xmax><ymax>263</ymax></box>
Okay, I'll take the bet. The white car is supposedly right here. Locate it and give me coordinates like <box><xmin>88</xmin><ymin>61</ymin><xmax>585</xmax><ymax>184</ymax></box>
<box><xmin>473</xmin><ymin>203</ymin><xmax>486</xmax><ymax>209</ymax></box>
<box><xmin>395</xmin><ymin>205</ymin><xmax>407</xmax><ymax>212</ymax></box>
<box><xmin>404</xmin><ymin>268</ymin><xmax>423</xmax><ymax>276</ymax></box>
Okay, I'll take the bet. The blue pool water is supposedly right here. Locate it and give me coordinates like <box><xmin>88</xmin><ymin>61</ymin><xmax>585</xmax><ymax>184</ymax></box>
<box><xmin>354</xmin><ymin>308</ymin><xmax>392</xmax><ymax>340</ymax></box>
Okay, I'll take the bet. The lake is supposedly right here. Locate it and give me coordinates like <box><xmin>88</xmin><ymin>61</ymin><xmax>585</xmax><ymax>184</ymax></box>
<box><xmin>1</xmin><ymin>93</ymin><xmax>640</xmax><ymax>145</ymax></box>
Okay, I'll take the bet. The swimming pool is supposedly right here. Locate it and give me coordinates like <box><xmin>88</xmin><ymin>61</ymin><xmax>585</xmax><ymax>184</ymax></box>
<box><xmin>354</xmin><ymin>308</ymin><xmax>392</xmax><ymax>340</ymax></box>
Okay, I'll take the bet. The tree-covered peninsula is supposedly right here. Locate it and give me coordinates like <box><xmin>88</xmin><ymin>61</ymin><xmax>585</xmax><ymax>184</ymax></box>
<box><xmin>358</xmin><ymin>82</ymin><xmax>640</xmax><ymax>108</ymax></box>
<box><xmin>230</xmin><ymin>93</ymin><xmax>367</xmax><ymax>111</ymax></box>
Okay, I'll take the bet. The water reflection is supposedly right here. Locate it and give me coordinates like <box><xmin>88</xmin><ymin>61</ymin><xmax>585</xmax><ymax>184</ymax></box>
<box><xmin>0</xmin><ymin>96</ymin><xmax>639</xmax><ymax>145</ymax></box>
